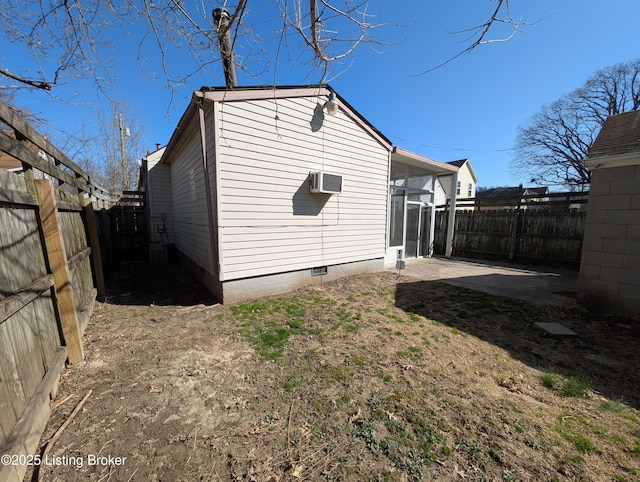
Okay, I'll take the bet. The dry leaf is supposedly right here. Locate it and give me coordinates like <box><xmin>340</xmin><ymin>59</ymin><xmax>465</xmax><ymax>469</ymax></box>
<box><xmin>292</xmin><ymin>464</ymin><xmax>304</xmax><ymax>478</ymax></box>
<box><xmin>349</xmin><ymin>408</ymin><xmax>361</xmax><ymax>423</ymax></box>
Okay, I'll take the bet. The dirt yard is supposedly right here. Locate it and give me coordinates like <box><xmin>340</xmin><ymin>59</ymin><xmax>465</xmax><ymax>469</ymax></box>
<box><xmin>27</xmin><ymin>264</ymin><xmax>640</xmax><ymax>481</ymax></box>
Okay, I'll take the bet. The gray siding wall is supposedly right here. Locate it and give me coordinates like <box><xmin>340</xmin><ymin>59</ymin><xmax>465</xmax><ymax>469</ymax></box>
<box><xmin>578</xmin><ymin>163</ymin><xmax>640</xmax><ymax>318</ymax></box>
<box><xmin>214</xmin><ymin>95</ymin><xmax>389</xmax><ymax>281</ymax></box>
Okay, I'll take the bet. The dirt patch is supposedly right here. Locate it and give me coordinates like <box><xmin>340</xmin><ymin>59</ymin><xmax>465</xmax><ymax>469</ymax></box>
<box><xmin>27</xmin><ymin>264</ymin><xmax>640</xmax><ymax>481</ymax></box>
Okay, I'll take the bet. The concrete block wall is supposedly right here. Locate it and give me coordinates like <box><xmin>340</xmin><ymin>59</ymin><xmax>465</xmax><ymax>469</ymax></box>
<box><xmin>578</xmin><ymin>164</ymin><xmax>640</xmax><ymax>319</ymax></box>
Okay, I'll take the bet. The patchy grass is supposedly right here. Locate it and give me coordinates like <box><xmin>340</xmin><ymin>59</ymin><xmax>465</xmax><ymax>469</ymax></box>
<box><xmin>600</xmin><ymin>398</ymin><xmax>628</xmax><ymax>413</ymax></box>
<box><xmin>218</xmin><ymin>274</ymin><xmax>640</xmax><ymax>480</ymax></box>
<box><xmin>539</xmin><ymin>369</ymin><xmax>593</xmax><ymax>398</ymax></box>
<box><xmin>32</xmin><ymin>269</ymin><xmax>640</xmax><ymax>482</ymax></box>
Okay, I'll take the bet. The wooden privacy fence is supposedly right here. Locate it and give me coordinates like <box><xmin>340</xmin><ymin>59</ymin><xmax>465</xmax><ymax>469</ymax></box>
<box><xmin>434</xmin><ymin>208</ymin><xmax>586</xmax><ymax>269</ymax></box>
<box><xmin>0</xmin><ymin>99</ymin><xmax>112</xmax><ymax>482</ymax></box>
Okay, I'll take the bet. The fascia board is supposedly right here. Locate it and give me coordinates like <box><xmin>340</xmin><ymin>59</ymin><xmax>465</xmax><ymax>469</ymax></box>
<box><xmin>585</xmin><ymin>152</ymin><xmax>640</xmax><ymax>169</ymax></box>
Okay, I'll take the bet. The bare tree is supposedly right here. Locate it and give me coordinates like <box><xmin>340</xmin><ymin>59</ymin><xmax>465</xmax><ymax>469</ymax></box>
<box><xmin>72</xmin><ymin>100</ymin><xmax>145</xmax><ymax>192</ymax></box>
<box><xmin>511</xmin><ymin>58</ymin><xmax>640</xmax><ymax>190</ymax></box>
<box><xmin>414</xmin><ymin>0</ymin><xmax>543</xmax><ymax>76</ymax></box>
<box><xmin>0</xmin><ymin>1</ymin><xmax>532</xmax><ymax>94</ymax></box>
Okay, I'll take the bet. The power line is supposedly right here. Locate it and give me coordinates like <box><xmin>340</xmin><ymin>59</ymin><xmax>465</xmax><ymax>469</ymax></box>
<box><xmin>390</xmin><ymin>135</ymin><xmax>516</xmax><ymax>153</ymax></box>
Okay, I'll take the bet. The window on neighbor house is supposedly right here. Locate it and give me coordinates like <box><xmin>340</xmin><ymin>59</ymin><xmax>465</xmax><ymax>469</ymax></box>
<box><xmin>456</xmin><ymin>181</ymin><xmax>461</xmax><ymax>196</ymax></box>
<box><xmin>468</xmin><ymin>183</ymin><xmax>473</xmax><ymax>197</ymax></box>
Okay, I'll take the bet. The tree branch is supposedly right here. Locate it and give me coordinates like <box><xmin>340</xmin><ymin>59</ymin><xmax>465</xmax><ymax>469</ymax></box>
<box><xmin>0</xmin><ymin>67</ymin><xmax>52</xmax><ymax>90</ymax></box>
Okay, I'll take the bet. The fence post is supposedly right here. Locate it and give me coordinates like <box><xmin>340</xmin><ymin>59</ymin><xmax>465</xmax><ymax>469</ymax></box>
<box><xmin>508</xmin><ymin>209</ymin><xmax>522</xmax><ymax>262</ymax></box>
<box><xmin>82</xmin><ymin>197</ymin><xmax>106</xmax><ymax>298</ymax></box>
<box><xmin>35</xmin><ymin>179</ymin><xmax>84</xmax><ymax>363</ymax></box>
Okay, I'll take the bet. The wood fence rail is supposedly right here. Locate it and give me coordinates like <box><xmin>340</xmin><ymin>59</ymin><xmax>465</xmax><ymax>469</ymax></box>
<box><xmin>434</xmin><ymin>208</ymin><xmax>586</xmax><ymax>269</ymax></box>
<box><xmin>0</xmin><ymin>99</ymin><xmax>112</xmax><ymax>482</ymax></box>
<box><xmin>438</xmin><ymin>191</ymin><xmax>590</xmax><ymax>211</ymax></box>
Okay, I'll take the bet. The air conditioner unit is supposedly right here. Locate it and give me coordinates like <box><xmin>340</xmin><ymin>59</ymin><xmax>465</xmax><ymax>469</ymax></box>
<box><xmin>309</xmin><ymin>171</ymin><xmax>343</xmax><ymax>194</ymax></box>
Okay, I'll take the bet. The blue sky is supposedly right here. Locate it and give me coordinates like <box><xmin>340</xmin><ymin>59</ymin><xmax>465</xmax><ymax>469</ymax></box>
<box><xmin>5</xmin><ymin>0</ymin><xmax>640</xmax><ymax>188</ymax></box>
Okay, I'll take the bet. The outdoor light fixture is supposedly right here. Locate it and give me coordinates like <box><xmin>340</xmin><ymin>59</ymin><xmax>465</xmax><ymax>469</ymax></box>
<box><xmin>325</xmin><ymin>92</ymin><xmax>338</xmax><ymax>116</ymax></box>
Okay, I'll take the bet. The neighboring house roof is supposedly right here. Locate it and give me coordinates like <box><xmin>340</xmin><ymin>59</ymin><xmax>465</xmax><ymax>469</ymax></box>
<box><xmin>476</xmin><ymin>186</ymin><xmax>549</xmax><ymax>205</ymax></box>
<box><xmin>0</xmin><ymin>129</ymin><xmax>39</xmax><ymax>171</ymax></box>
<box><xmin>438</xmin><ymin>158</ymin><xmax>478</xmax><ymax>183</ymax></box>
<box><xmin>585</xmin><ymin>110</ymin><xmax>640</xmax><ymax>170</ymax></box>
<box><xmin>447</xmin><ymin>159</ymin><xmax>467</xmax><ymax>168</ymax></box>
<box><xmin>587</xmin><ymin>110</ymin><xmax>640</xmax><ymax>158</ymax></box>
<box><xmin>0</xmin><ymin>155</ymin><xmax>22</xmax><ymax>170</ymax></box>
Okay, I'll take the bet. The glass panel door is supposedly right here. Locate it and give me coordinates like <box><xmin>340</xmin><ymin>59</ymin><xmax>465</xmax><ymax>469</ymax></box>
<box><xmin>405</xmin><ymin>202</ymin><xmax>421</xmax><ymax>258</ymax></box>
<box><xmin>421</xmin><ymin>206</ymin><xmax>432</xmax><ymax>257</ymax></box>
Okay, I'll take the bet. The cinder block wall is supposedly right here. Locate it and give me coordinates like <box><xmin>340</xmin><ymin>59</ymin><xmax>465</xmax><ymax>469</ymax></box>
<box><xmin>578</xmin><ymin>163</ymin><xmax>640</xmax><ymax>319</ymax></box>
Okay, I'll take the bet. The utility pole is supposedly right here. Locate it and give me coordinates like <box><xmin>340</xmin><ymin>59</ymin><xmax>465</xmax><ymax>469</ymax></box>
<box><xmin>118</xmin><ymin>113</ymin><xmax>129</xmax><ymax>190</ymax></box>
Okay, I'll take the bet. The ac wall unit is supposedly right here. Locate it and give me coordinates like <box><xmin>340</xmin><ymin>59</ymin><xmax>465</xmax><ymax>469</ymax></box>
<box><xmin>309</xmin><ymin>171</ymin><xmax>343</xmax><ymax>194</ymax></box>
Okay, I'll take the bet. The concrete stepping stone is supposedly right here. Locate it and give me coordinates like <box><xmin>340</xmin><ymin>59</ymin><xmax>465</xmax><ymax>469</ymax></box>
<box><xmin>584</xmin><ymin>353</ymin><xmax>623</xmax><ymax>368</ymax></box>
<box><xmin>534</xmin><ymin>322</ymin><xmax>578</xmax><ymax>336</ymax></box>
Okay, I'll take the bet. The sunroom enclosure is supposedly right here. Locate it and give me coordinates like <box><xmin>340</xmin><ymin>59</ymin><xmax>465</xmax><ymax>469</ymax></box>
<box><xmin>385</xmin><ymin>149</ymin><xmax>458</xmax><ymax>265</ymax></box>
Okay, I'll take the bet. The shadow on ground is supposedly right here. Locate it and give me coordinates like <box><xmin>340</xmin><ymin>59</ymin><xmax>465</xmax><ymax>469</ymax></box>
<box><xmin>395</xmin><ymin>279</ymin><xmax>640</xmax><ymax>410</ymax></box>
<box><xmin>103</xmin><ymin>262</ymin><xmax>218</xmax><ymax>306</ymax></box>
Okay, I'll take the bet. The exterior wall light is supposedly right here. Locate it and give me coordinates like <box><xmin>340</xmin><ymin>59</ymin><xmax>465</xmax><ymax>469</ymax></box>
<box><xmin>325</xmin><ymin>92</ymin><xmax>338</xmax><ymax>116</ymax></box>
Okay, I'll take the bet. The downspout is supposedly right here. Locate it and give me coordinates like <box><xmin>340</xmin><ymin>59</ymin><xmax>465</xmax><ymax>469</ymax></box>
<box><xmin>197</xmin><ymin>100</ymin><xmax>221</xmax><ymax>280</ymax></box>
<box><xmin>428</xmin><ymin>174</ymin><xmax>436</xmax><ymax>256</ymax></box>
<box><xmin>445</xmin><ymin>171</ymin><xmax>458</xmax><ymax>258</ymax></box>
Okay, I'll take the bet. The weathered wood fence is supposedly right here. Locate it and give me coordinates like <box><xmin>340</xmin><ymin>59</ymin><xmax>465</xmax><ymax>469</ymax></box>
<box><xmin>0</xmin><ymin>99</ymin><xmax>119</xmax><ymax>482</ymax></box>
<box><xmin>434</xmin><ymin>208</ymin><xmax>586</xmax><ymax>269</ymax></box>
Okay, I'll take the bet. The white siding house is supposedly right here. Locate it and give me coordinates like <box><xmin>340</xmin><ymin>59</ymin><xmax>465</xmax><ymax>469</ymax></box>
<box><xmin>142</xmin><ymin>146</ymin><xmax>172</xmax><ymax>263</ymax></box>
<box><xmin>437</xmin><ymin>158</ymin><xmax>478</xmax><ymax>209</ymax></box>
<box><xmin>149</xmin><ymin>85</ymin><xmax>457</xmax><ymax>303</ymax></box>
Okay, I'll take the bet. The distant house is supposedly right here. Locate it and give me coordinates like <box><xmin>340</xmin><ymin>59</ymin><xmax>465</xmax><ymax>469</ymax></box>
<box><xmin>0</xmin><ymin>130</ymin><xmax>26</xmax><ymax>171</ymax></box>
<box><xmin>475</xmin><ymin>185</ymin><xmax>550</xmax><ymax>211</ymax></box>
<box><xmin>578</xmin><ymin>110</ymin><xmax>640</xmax><ymax>319</ymax></box>
<box><xmin>0</xmin><ymin>130</ymin><xmax>58</xmax><ymax>179</ymax></box>
<box><xmin>146</xmin><ymin>85</ymin><xmax>458</xmax><ymax>303</ymax></box>
<box><xmin>436</xmin><ymin>158</ymin><xmax>478</xmax><ymax>209</ymax></box>
<box><xmin>140</xmin><ymin>145</ymin><xmax>170</xmax><ymax>263</ymax></box>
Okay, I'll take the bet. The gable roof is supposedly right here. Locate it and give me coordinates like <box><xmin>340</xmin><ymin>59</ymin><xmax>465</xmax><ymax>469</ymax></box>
<box><xmin>438</xmin><ymin>158</ymin><xmax>478</xmax><ymax>182</ymax></box>
<box><xmin>447</xmin><ymin>159</ymin><xmax>468</xmax><ymax>168</ymax></box>
<box><xmin>199</xmin><ymin>85</ymin><xmax>393</xmax><ymax>149</ymax></box>
<box><xmin>163</xmin><ymin>85</ymin><xmax>464</xmax><ymax>176</ymax></box>
<box><xmin>476</xmin><ymin>186</ymin><xmax>549</xmax><ymax>204</ymax></box>
<box><xmin>162</xmin><ymin>84</ymin><xmax>395</xmax><ymax>163</ymax></box>
<box><xmin>587</xmin><ymin>110</ymin><xmax>640</xmax><ymax>158</ymax></box>
<box><xmin>476</xmin><ymin>186</ymin><xmax>526</xmax><ymax>199</ymax></box>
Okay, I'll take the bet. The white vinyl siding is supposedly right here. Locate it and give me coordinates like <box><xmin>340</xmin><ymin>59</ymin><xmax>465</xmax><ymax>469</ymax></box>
<box><xmin>167</xmin><ymin>115</ymin><xmax>214</xmax><ymax>272</ymax></box>
<box><xmin>146</xmin><ymin>160</ymin><xmax>174</xmax><ymax>245</ymax></box>
<box><xmin>214</xmin><ymin>96</ymin><xmax>389</xmax><ymax>281</ymax></box>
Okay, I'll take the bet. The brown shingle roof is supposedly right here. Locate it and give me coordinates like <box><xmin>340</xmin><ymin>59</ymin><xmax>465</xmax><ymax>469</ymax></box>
<box><xmin>0</xmin><ymin>130</ymin><xmax>24</xmax><ymax>170</ymax></box>
<box><xmin>588</xmin><ymin>110</ymin><xmax>640</xmax><ymax>158</ymax></box>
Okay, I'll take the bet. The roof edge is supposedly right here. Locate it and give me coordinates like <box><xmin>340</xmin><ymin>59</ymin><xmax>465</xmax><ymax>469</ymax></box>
<box><xmin>199</xmin><ymin>84</ymin><xmax>393</xmax><ymax>151</ymax></box>
<box><xmin>585</xmin><ymin>151</ymin><xmax>640</xmax><ymax>169</ymax></box>
<box><xmin>161</xmin><ymin>94</ymin><xmax>200</xmax><ymax>164</ymax></box>
<box><xmin>392</xmin><ymin>147</ymin><xmax>458</xmax><ymax>173</ymax></box>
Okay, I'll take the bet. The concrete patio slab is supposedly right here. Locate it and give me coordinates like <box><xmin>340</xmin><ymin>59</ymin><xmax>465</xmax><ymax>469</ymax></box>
<box><xmin>387</xmin><ymin>256</ymin><xmax>579</xmax><ymax>307</ymax></box>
